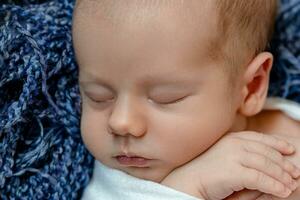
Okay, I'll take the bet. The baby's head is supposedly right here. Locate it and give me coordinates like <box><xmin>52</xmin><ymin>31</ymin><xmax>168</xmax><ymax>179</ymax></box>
<box><xmin>72</xmin><ymin>0</ymin><xmax>277</xmax><ymax>182</ymax></box>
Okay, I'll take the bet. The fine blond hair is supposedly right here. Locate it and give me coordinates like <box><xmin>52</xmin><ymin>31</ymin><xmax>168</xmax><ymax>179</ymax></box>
<box><xmin>214</xmin><ymin>0</ymin><xmax>278</xmax><ymax>73</ymax></box>
<box><xmin>74</xmin><ymin>0</ymin><xmax>278</xmax><ymax>75</ymax></box>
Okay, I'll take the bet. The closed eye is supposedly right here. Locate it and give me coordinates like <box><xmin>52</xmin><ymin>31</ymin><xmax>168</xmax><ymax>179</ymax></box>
<box><xmin>83</xmin><ymin>91</ymin><xmax>114</xmax><ymax>104</ymax></box>
<box><xmin>89</xmin><ymin>97</ymin><xmax>112</xmax><ymax>103</ymax></box>
<box><xmin>87</xmin><ymin>96</ymin><xmax>114</xmax><ymax>103</ymax></box>
<box><xmin>150</xmin><ymin>95</ymin><xmax>189</xmax><ymax>105</ymax></box>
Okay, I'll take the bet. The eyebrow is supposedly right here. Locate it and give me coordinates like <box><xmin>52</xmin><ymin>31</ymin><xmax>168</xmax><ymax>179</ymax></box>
<box><xmin>79</xmin><ymin>70</ymin><xmax>197</xmax><ymax>88</ymax></box>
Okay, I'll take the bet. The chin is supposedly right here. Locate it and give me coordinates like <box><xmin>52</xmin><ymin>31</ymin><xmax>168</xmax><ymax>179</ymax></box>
<box><xmin>122</xmin><ymin>167</ymin><xmax>166</xmax><ymax>183</ymax></box>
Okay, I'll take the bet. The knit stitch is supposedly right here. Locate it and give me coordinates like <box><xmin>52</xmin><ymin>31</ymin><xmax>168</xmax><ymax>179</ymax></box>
<box><xmin>269</xmin><ymin>0</ymin><xmax>300</xmax><ymax>102</ymax></box>
<box><xmin>0</xmin><ymin>1</ymin><xmax>93</xmax><ymax>199</ymax></box>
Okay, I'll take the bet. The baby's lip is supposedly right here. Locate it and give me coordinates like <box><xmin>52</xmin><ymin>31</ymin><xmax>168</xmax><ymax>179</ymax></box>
<box><xmin>114</xmin><ymin>155</ymin><xmax>152</xmax><ymax>167</ymax></box>
<box><xmin>114</xmin><ymin>152</ymin><xmax>151</xmax><ymax>160</ymax></box>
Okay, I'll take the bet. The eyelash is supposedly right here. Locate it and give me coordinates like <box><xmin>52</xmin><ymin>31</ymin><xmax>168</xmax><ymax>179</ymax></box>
<box><xmin>86</xmin><ymin>96</ymin><xmax>114</xmax><ymax>104</ymax></box>
<box><xmin>86</xmin><ymin>95</ymin><xmax>188</xmax><ymax>105</ymax></box>
<box><xmin>152</xmin><ymin>96</ymin><xmax>188</xmax><ymax>105</ymax></box>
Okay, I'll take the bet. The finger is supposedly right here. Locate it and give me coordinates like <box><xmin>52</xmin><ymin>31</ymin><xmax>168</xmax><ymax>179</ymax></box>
<box><xmin>231</xmin><ymin>131</ymin><xmax>295</xmax><ymax>155</ymax></box>
<box><xmin>241</xmin><ymin>167</ymin><xmax>292</xmax><ymax>198</ymax></box>
<box><xmin>225</xmin><ymin>189</ymin><xmax>262</xmax><ymax>200</ymax></box>
<box><xmin>256</xmin><ymin>194</ymin><xmax>280</xmax><ymax>200</ymax></box>
<box><xmin>242</xmin><ymin>140</ymin><xmax>300</xmax><ymax>179</ymax></box>
<box><xmin>241</xmin><ymin>151</ymin><xmax>298</xmax><ymax>191</ymax></box>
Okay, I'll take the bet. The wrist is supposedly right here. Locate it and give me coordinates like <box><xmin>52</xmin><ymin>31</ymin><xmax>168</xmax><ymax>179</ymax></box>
<box><xmin>161</xmin><ymin>172</ymin><xmax>207</xmax><ymax>199</ymax></box>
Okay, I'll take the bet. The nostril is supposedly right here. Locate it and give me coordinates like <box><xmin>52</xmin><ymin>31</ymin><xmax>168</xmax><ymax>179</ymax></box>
<box><xmin>107</xmin><ymin>102</ymin><xmax>147</xmax><ymax>137</ymax></box>
<box><xmin>108</xmin><ymin>114</ymin><xmax>131</xmax><ymax>135</ymax></box>
<box><xmin>107</xmin><ymin>121</ymin><xmax>129</xmax><ymax>136</ymax></box>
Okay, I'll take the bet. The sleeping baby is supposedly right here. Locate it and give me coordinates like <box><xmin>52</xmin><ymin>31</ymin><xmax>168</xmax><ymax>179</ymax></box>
<box><xmin>72</xmin><ymin>0</ymin><xmax>300</xmax><ymax>199</ymax></box>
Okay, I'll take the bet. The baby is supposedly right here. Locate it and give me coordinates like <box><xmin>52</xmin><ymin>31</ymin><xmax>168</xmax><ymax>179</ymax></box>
<box><xmin>72</xmin><ymin>0</ymin><xmax>300</xmax><ymax>199</ymax></box>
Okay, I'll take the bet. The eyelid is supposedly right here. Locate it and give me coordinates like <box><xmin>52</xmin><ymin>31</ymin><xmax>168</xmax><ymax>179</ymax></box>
<box><xmin>83</xmin><ymin>91</ymin><xmax>115</xmax><ymax>103</ymax></box>
<box><xmin>149</xmin><ymin>94</ymin><xmax>189</xmax><ymax>105</ymax></box>
<box><xmin>88</xmin><ymin>96</ymin><xmax>114</xmax><ymax>103</ymax></box>
<box><xmin>79</xmin><ymin>82</ymin><xmax>116</xmax><ymax>95</ymax></box>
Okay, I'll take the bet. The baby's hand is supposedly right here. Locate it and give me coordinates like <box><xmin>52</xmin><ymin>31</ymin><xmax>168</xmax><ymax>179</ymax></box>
<box><xmin>161</xmin><ymin>131</ymin><xmax>300</xmax><ymax>200</ymax></box>
<box><xmin>226</xmin><ymin>134</ymin><xmax>300</xmax><ymax>200</ymax></box>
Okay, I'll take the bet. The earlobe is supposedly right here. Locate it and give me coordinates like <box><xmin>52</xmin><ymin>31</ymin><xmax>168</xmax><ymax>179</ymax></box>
<box><xmin>238</xmin><ymin>52</ymin><xmax>273</xmax><ymax>117</ymax></box>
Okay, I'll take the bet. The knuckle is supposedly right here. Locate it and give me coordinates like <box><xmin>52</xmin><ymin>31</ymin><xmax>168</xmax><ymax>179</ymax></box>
<box><xmin>274</xmin><ymin>151</ymin><xmax>284</xmax><ymax>162</ymax></box>
<box><xmin>272</xmin><ymin>180</ymin><xmax>284</xmax><ymax>193</ymax></box>
<box><xmin>266</xmin><ymin>148</ymin><xmax>282</xmax><ymax>164</ymax></box>
<box><xmin>283</xmin><ymin>172</ymin><xmax>293</xmax><ymax>184</ymax></box>
<box><xmin>253</xmin><ymin>171</ymin><xmax>265</xmax><ymax>185</ymax></box>
<box><xmin>278</xmin><ymin>168</ymin><xmax>286</xmax><ymax>180</ymax></box>
<box><xmin>241</xmin><ymin>141</ymin><xmax>251</xmax><ymax>152</ymax></box>
<box><xmin>263</xmin><ymin>146</ymin><xmax>274</xmax><ymax>158</ymax></box>
<box><xmin>289</xmin><ymin>162</ymin><xmax>296</xmax><ymax>171</ymax></box>
<box><xmin>240</xmin><ymin>151</ymin><xmax>250</xmax><ymax>164</ymax></box>
<box><xmin>254</xmin><ymin>132</ymin><xmax>266</xmax><ymax>142</ymax></box>
<box><xmin>262</xmin><ymin>157</ymin><xmax>272</xmax><ymax>169</ymax></box>
<box><xmin>284</xmin><ymin>160</ymin><xmax>295</xmax><ymax>171</ymax></box>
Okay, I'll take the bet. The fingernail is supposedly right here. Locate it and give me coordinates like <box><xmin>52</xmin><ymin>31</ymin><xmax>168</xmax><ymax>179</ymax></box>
<box><xmin>292</xmin><ymin>181</ymin><xmax>298</xmax><ymax>190</ymax></box>
<box><xmin>287</xmin><ymin>144</ymin><xmax>295</xmax><ymax>152</ymax></box>
<box><xmin>294</xmin><ymin>168</ymin><xmax>300</xmax><ymax>177</ymax></box>
<box><xmin>282</xmin><ymin>187</ymin><xmax>292</xmax><ymax>198</ymax></box>
<box><xmin>289</xmin><ymin>180</ymin><xmax>298</xmax><ymax>191</ymax></box>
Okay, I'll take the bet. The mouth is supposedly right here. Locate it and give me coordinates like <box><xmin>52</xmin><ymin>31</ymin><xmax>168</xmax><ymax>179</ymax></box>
<box><xmin>114</xmin><ymin>153</ymin><xmax>152</xmax><ymax>167</ymax></box>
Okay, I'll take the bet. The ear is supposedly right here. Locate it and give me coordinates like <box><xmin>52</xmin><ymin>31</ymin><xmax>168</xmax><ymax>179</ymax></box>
<box><xmin>238</xmin><ymin>52</ymin><xmax>273</xmax><ymax>116</ymax></box>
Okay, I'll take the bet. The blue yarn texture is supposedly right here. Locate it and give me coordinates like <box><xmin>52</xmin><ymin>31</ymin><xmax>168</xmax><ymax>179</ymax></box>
<box><xmin>269</xmin><ymin>0</ymin><xmax>300</xmax><ymax>102</ymax></box>
<box><xmin>0</xmin><ymin>0</ymin><xmax>94</xmax><ymax>199</ymax></box>
<box><xmin>0</xmin><ymin>0</ymin><xmax>299</xmax><ymax>199</ymax></box>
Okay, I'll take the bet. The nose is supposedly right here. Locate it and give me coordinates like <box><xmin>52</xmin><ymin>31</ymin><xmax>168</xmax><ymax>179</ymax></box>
<box><xmin>108</xmin><ymin>96</ymin><xmax>147</xmax><ymax>138</ymax></box>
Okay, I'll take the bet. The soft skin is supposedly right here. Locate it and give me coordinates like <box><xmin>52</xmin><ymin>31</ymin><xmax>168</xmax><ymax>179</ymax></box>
<box><xmin>160</xmin><ymin>114</ymin><xmax>300</xmax><ymax>199</ymax></box>
<box><xmin>72</xmin><ymin>0</ymin><xmax>300</xmax><ymax>199</ymax></box>
<box><xmin>73</xmin><ymin>0</ymin><xmax>249</xmax><ymax>183</ymax></box>
<box><xmin>225</xmin><ymin>111</ymin><xmax>300</xmax><ymax>200</ymax></box>
<box><xmin>72</xmin><ymin>0</ymin><xmax>275</xmax><ymax>181</ymax></box>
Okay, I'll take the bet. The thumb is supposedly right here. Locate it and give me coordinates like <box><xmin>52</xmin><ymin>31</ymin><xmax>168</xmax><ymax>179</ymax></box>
<box><xmin>225</xmin><ymin>190</ymin><xmax>262</xmax><ymax>200</ymax></box>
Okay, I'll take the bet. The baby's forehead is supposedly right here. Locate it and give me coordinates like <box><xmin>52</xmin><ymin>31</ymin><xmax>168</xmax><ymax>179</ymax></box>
<box><xmin>74</xmin><ymin>0</ymin><xmax>220</xmax><ymax>58</ymax></box>
<box><xmin>74</xmin><ymin>0</ymin><xmax>219</xmax><ymax>49</ymax></box>
<box><xmin>75</xmin><ymin>0</ymin><xmax>217</xmax><ymax>26</ymax></box>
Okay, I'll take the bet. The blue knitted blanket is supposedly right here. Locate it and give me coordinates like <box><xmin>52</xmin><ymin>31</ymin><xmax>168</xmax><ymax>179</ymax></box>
<box><xmin>0</xmin><ymin>0</ymin><xmax>299</xmax><ymax>199</ymax></box>
<box><xmin>0</xmin><ymin>1</ymin><xmax>93</xmax><ymax>199</ymax></box>
<box><xmin>269</xmin><ymin>0</ymin><xmax>300</xmax><ymax>101</ymax></box>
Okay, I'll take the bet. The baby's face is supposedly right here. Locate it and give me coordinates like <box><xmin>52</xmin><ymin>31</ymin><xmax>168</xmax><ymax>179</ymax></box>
<box><xmin>73</xmin><ymin>0</ymin><xmax>243</xmax><ymax>182</ymax></box>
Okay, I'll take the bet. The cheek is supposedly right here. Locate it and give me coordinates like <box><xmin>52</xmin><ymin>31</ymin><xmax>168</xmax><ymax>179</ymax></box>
<box><xmin>150</xmin><ymin>98</ymin><xmax>236</xmax><ymax>167</ymax></box>
<box><xmin>154</xmin><ymin>118</ymin><xmax>229</xmax><ymax>166</ymax></box>
<box><xmin>80</xmin><ymin>105</ymin><xmax>109</xmax><ymax>159</ymax></box>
